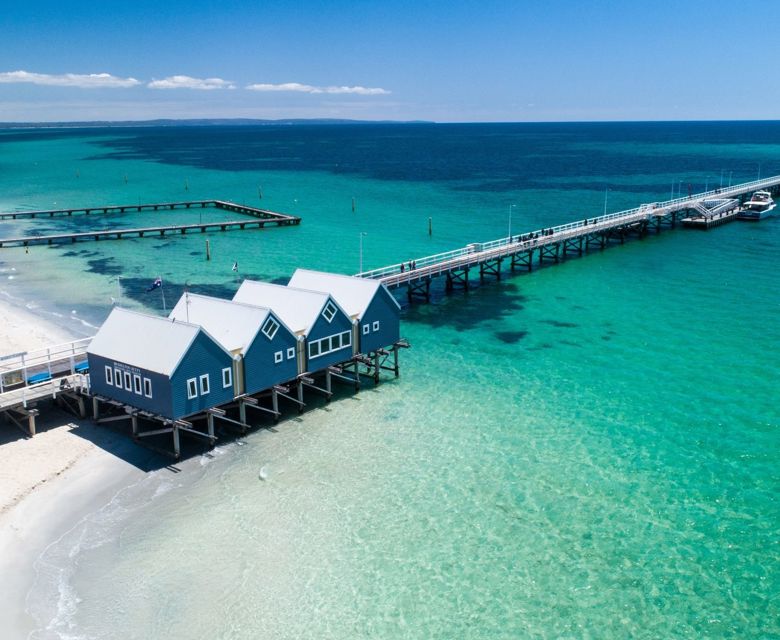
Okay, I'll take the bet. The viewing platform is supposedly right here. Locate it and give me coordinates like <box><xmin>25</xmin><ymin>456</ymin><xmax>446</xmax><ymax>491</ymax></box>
<box><xmin>0</xmin><ymin>200</ymin><xmax>301</xmax><ymax>247</ymax></box>
<box><xmin>357</xmin><ymin>175</ymin><xmax>780</xmax><ymax>302</ymax></box>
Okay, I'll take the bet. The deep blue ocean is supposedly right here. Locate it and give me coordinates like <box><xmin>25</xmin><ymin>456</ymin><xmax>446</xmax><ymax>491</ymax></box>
<box><xmin>1</xmin><ymin>121</ymin><xmax>778</xmax><ymax>639</ymax></box>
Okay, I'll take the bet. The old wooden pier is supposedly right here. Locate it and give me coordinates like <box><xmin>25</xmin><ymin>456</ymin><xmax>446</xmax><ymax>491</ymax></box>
<box><xmin>357</xmin><ymin>175</ymin><xmax>780</xmax><ymax>302</ymax></box>
<box><xmin>0</xmin><ymin>200</ymin><xmax>300</xmax><ymax>247</ymax></box>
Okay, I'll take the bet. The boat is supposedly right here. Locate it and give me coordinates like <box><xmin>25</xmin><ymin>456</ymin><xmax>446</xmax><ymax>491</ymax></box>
<box><xmin>738</xmin><ymin>190</ymin><xmax>776</xmax><ymax>220</ymax></box>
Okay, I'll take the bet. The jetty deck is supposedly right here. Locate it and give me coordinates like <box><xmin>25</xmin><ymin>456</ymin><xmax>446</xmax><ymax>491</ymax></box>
<box><xmin>0</xmin><ymin>200</ymin><xmax>300</xmax><ymax>247</ymax></box>
<box><xmin>357</xmin><ymin>175</ymin><xmax>780</xmax><ymax>301</ymax></box>
<box><xmin>0</xmin><ymin>338</ymin><xmax>92</xmax><ymax>435</ymax></box>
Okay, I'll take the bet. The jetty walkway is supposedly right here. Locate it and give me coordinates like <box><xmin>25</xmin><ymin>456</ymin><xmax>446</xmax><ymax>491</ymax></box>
<box><xmin>0</xmin><ymin>338</ymin><xmax>91</xmax><ymax>435</ymax></box>
<box><xmin>357</xmin><ymin>175</ymin><xmax>780</xmax><ymax>301</ymax></box>
<box><xmin>0</xmin><ymin>200</ymin><xmax>300</xmax><ymax>247</ymax></box>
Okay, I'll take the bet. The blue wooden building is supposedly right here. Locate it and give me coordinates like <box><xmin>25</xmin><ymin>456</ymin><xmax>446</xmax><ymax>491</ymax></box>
<box><xmin>87</xmin><ymin>307</ymin><xmax>235</xmax><ymax>420</ymax></box>
<box><xmin>168</xmin><ymin>293</ymin><xmax>298</xmax><ymax>396</ymax></box>
<box><xmin>287</xmin><ymin>269</ymin><xmax>401</xmax><ymax>354</ymax></box>
<box><xmin>233</xmin><ymin>281</ymin><xmax>355</xmax><ymax>373</ymax></box>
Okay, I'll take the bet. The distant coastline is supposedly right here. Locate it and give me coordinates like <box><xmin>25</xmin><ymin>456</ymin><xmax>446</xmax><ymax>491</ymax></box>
<box><xmin>0</xmin><ymin>118</ymin><xmax>435</xmax><ymax>130</ymax></box>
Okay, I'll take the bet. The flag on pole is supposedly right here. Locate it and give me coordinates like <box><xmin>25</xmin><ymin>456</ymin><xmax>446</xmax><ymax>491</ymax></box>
<box><xmin>146</xmin><ymin>277</ymin><xmax>162</xmax><ymax>292</ymax></box>
<box><xmin>232</xmin><ymin>261</ymin><xmax>238</xmax><ymax>272</ymax></box>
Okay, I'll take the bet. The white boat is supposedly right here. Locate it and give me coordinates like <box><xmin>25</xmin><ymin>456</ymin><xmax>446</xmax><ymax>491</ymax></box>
<box><xmin>738</xmin><ymin>190</ymin><xmax>776</xmax><ymax>220</ymax></box>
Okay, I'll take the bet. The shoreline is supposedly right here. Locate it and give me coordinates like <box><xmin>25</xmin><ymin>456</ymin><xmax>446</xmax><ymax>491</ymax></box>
<box><xmin>0</xmin><ymin>297</ymin><xmax>152</xmax><ymax>636</ymax></box>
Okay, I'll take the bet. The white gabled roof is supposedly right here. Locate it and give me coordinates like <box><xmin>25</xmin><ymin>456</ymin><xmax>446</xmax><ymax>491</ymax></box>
<box><xmin>233</xmin><ymin>280</ymin><xmax>342</xmax><ymax>336</ymax></box>
<box><xmin>288</xmin><ymin>268</ymin><xmax>400</xmax><ymax>318</ymax></box>
<box><xmin>168</xmin><ymin>293</ymin><xmax>279</xmax><ymax>355</ymax></box>
<box><xmin>88</xmin><ymin>307</ymin><xmax>204</xmax><ymax>376</ymax></box>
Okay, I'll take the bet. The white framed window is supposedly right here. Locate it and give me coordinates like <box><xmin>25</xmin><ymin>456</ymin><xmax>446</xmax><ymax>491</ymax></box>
<box><xmin>143</xmin><ymin>377</ymin><xmax>153</xmax><ymax>398</ymax></box>
<box><xmin>123</xmin><ymin>371</ymin><xmax>132</xmax><ymax>391</ymax></box>
<box><xmin>322</xmin><ymin>301</ymin><xmax>337</xmax><ymax>322</ymax></box>
<box><xmin>261</xmin><ymin>316</ymin><xmax>279</xmax><ymax>340</ymax></box>
<box><xmin>373</xmin><ymin>321</ymin><xmax>380</xmax><ymax>332</ymax></box>
<box><xmin>287</xmin><ymin>347</ymin><xmax>295</xmax><ymax>360</ymax></box>
<box><xmin>199</xmin><ymin>374</ymin><xmax>210</xmax><ymax>395</ymax></box>
<box><xmin>362</xmin><ymin>324</ymin><xmax>370</xmax><ymax>335</ymax></box>
<box><xmin>133</xmin><ymin>374</ymin><xmax>142</xmax><ymax>395</ymax></box>
<box><xmin>307</xmin><ymin>330</ymin><xmax>352</xmax><ymax>359</ymax></box>
<box><xmin>105</xmin><ymin>366</ymin><xmax>113</xmax><ymax>386</ymax></box>
<box><xmin>222</xmin><ymin>367</ymin><xmax>232</xmax><ymax>388</ymax></box>
<box><xmin>274</xmin><ymin>350</ymin><xmax>283</xmax><ymax>364</ymax></box>
<box><xmin>114</xmin><ymin>368</ymin><xmax>123</xmax><ymax>389</ymax></box>
<box><xmin>187</xmin><ymin>378</ymin><xmax>198</xmax><ymax>399</ymax></box>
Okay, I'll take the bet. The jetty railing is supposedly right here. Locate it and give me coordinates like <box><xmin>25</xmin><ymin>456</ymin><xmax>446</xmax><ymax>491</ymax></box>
<box><xmin>357</xmin><ymin>174</ymin><xmax>780</xmax><ymax>284</ymax></box>
<box><xmin>0</xmin><ymin>337</ymin><xmax>92</xmax><ymax>407</ymax></box>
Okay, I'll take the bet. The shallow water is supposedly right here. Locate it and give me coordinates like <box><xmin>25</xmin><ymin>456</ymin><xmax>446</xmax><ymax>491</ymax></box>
<box><xmin>1</xmin><ymin>122</ymin><xmax>778</xmax><ymax>638</ymax></box>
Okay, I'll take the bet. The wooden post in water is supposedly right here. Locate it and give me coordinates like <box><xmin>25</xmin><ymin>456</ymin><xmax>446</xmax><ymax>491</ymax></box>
<box><xmin>428</xmin><ymin>217</ymin><xmax>432</xmax><ymax>236</ymax></box>
<box><xmin>352</xmin><ymin>197</ymin><xmax>356</xmax><ymax>212</ymax></box>
<box><xmin>205</xmin><ymin>239</ymin><xmax>211</xmax><ymax>261</ymax></box>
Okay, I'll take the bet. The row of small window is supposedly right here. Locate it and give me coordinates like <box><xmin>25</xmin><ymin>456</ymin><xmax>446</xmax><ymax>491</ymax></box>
<box><xmin>186</xmin><ymin>368</ymin><xmax>233</xmax><ymax>400</ymax></box>
<box><xmin>362</xmin><ymin>321</ymin><xmax>381</xmax><ymax>335</ymax></box>
<box><xmin>308</xmin><ymin>330</ymin><xmax>351</xmax><ymax>359</ymax></box>
<box><xmin>105</xmin><ymin>366</ymin><xmax>153</xmax><ymax>398</ymax></box>
<box><xmin>274</xmin><ymin>347</ymin><xmax>297</xmax><ymax>364</ymax></box>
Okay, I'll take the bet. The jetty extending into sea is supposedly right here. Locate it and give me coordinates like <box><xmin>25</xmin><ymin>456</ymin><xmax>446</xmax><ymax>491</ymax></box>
<box><xmin>0</xmin><ymin>200</ymin><xmax>300</xmax><ymax>247</ymax></box>
<box><xmin>1</xmin><ymin>174</ymin><xmax>777</xmax><ymax>454</ymax></box>
<box><xmin>357</xmin><ymin>175</ymin><xmax>780</xmax><ymax>302</ymax></box>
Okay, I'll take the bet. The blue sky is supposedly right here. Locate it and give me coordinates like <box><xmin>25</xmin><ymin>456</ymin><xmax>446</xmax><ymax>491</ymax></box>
<box><xmin>1</xmin><ymin>0</ymin><xmax>778</xmax><ymax>122</ymax></box>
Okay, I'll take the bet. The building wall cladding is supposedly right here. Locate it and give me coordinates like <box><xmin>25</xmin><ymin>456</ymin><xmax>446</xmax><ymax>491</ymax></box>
<box><xmin>170</xmin><ymin>332</ymin><xmax>235</xmax><ymax>419</ymax></box>
<box><xmin>305</xmin><ymin>303</ymin><xmax>354</xmax><ymax>371</ymax></box>
<box><xmin>87</xmin><ymin>353</ymin><xmax>174</xmax><ymax>418</ymax></box>
<box><xmin>358</xmin><ymin>287</ymin><xmax>401</xmax><ymax>353</ymax></box>
<box><xmin>243</xmin><ymin>314</ymin><xmax>299</xmax><ymax>394</ymax></box>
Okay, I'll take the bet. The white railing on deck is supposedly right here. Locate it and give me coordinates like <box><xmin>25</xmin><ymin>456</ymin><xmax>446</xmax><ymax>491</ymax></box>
<box><xmin>0</xmin><ymin>337</ymin><xmax>92</xmax><ymax>398</ymax></box>
<box><xmin>356</xmin><ymin>174</ymin><xmax>780</xmax><ymax>281</ymax></box>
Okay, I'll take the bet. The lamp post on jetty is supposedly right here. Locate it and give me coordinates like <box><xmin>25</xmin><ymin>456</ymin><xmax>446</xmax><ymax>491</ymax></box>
<box><xmin>359</xmin><ymin>231</ymin><xmax>367</xmax><ymax>274</ymax></box>
<box><xmin>603</xmin><ymin>187</ymin><xmax>610</xmax><ymax>215</ymax></box>
<box><xmin>508</xmin><ymin>204</ymin><xmax>516</xmax><ymax>241</ymax></box>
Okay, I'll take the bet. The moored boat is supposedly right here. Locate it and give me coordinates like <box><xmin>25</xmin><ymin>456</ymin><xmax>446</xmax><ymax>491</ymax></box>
<box><xmin>738</xmin><ymin>190</ymin><xmax>776</xmax><ymax>220</ymax></box>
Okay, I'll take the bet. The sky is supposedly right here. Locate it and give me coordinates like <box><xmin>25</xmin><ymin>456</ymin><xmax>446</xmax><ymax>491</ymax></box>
<box><xmin>1</xmin><ymin>0</ymin><xmax>778</xmax><ymax>123</ymax></box>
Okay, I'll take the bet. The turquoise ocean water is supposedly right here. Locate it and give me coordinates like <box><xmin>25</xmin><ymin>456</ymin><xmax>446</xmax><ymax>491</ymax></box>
<box><xmin>1</xmin><ymin>122</ymin><xmax>778</xmax><ymax>638</ymax></box>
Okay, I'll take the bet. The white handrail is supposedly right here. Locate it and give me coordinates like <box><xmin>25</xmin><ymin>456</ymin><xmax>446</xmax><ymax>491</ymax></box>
<box><xmin>356</xmin><ymin>174</ymin><xmax>780</xmax><ymax>281</ymax></box>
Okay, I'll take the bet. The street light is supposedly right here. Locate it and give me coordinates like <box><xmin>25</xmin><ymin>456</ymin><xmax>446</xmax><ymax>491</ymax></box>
<box><xmin>359</xmin><ymin>232</ymin><xmax>367</xmax><ymax>274</ymax></box>
<box><xmin>508</xmin><ymin>204</ymin><xmax>516</xmax><ymax>241</ymax></box>
<box><xmin>603</xmin><ymin>187</ymin><xmax>610</xmax><ymax>216</ymax></box>
<box><xmin>729</xmin><ymin>171</ymin><xmax>733</xmax><ymax>187</ymax></box>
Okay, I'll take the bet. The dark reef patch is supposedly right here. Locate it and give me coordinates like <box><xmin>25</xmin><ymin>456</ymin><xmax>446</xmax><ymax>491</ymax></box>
<box><xmin>495</xmin><ymin>330</ymin><xmax>529</xmax><ymax>344</ymax></box>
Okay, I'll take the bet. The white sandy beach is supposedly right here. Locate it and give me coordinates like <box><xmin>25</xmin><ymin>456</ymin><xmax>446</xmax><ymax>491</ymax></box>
<box><xmin>0</xmin><ymin>300</ymin><xmax>151</xmax><ymax>636</ymax></box>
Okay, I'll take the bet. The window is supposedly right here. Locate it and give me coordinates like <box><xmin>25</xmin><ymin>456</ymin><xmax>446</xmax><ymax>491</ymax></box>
<box><xmin>373</xmin><ymin>321</ymin><xmax>380</xmax><ymax>332</ymax></box>
<box><xmin>322</xmin><ymin>301</ymin><xmax>337</xmax><ymax>322</ymax></box>
<box><xmin>199</xmin><ymin>374</ymin><xmax>210</xmax><ymax>395</ymax></box>
<box><xmin>274</xmin><ymin>350</ymin><xmax>283</xmax><ymax>364</ymax></box>
<box><xmin>362</xmin><ymin>324</ymin><xmax>370</xmax><ymax>335</ymax></box>
<box><xmin>133</xmin><ymin>374</ymin><xmax>142</xmax><ymax>395</ymax></box>
<box><xmin>143</xmin><ymin>377</ymin><xmax>152</xmax><ymax>398</ymax></box>
<box><xmin>114</xmin><ymin>368</ymin><xmax>123</xmax><ymax>389</ymax></box>
<box><xmin>187</xmin><ymin>378</ymin><xmax>198</xmax><ymax>399</ymax></box>
<box><xmin>307</xmin><ymin>331</ymin><xmax>352</xmax><ymax>360</ymax></box>
<box><xmin>222</xmin><ymin>367</ymin><xmax>232</xmax><ymax>388</ymax></box>
<box><xmin>261</xmin><ymin>316</ymin><xmax>279</xmax><ymax>340</ymax></box>
<box><xmin>123</xmin><ymin>372</ymin><xmax>132</xmax><ymax>391</ymax></box>
<box><xmin>105</xmin><ymin>366</ymin><xmax>113</xmax><ymax>386</ymax></box>
<box><xmin>287</xmin><ymin>347</ymin><xmax>296</xmax><ymax>360</ymax></box>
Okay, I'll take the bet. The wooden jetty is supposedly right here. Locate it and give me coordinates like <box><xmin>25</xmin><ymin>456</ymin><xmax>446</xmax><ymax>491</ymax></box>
<box><xmin>0</xmin><ymin>338</ymin><xmax>91</xmax><ymax>436</ymax></box>
<box><xmin>357</xmin><ymin>175</ymin><xmax>780</xmax><ymax>302</ymax></box>
<box><xmin>0</xmin><ymin>200</ymin><xmax>300</xmax><ymax>247</ymax></box>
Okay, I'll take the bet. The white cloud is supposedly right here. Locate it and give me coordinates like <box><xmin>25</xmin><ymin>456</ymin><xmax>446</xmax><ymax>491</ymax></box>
<box><xmin>0</xmin><ymin>70</ymin><xmax>141</xmax><ymax>88</ymax></box>
<box><xmin>148</xmin><ymin>75</ymin><xmax>236</xmax><ymax>90</ymax></box>
<box><xmin>246</xmin><ymin>82</ymin><xmax>390</xmax><ymax>95</ymax></box>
